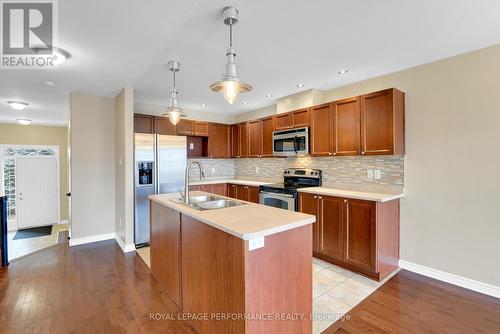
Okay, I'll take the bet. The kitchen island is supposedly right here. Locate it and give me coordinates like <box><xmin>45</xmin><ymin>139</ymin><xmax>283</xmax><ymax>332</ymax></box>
<box><xmin>149</xmin><ymin>192</ymin><xmax>316</xmax><ymax>334</ymax></box>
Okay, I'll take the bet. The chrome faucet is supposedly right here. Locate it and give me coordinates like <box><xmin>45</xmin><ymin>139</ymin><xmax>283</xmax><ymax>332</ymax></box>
<box><xmin>184</xmin><ymin>160</ymin><xmax>205</xmax><ymax>204</ymax></box>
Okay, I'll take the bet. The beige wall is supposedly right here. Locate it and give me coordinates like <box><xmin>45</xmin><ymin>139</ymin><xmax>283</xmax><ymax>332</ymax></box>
<box><xmin>0</xmin><ymin>124</ymin><xmax>69</xmax><ymax>220</ymax></box>
<box><xmin>70</xmin><ymin>93</ymin><xmax>116</xmax><ymax>239</ymax></box>
<box><xmin>115</xmin><ymin>88</ymin><xmax>135</xmax><ymax>246</ymax></box>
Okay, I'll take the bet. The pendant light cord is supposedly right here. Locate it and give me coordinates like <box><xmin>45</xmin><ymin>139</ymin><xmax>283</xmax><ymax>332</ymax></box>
<box><xmin>229</xmin><ymin>23</ymin><xmax>233</xmax><ymax>49</ymax></box>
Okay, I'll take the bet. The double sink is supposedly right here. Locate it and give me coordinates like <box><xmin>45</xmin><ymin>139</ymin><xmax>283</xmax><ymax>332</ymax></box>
<box><xmin>170</xmin><ymin>194</ymin><xmax>247</xmax><ymax>211</ymax></box>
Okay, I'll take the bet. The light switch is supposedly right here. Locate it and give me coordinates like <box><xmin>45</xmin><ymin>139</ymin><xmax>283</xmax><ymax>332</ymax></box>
<box><xmin>211</xmin><ymin>167</ymin><xmax>215</xmax><ymax>174</ymax></box>
<box><xmin>367</xmin><ymin>169</ymin><xmax>374</xmax><ymax>179</ymax></box>
<box><xmin>374</xmin><ymin>169</ymin><xmax>381</xmax><ymax>180</ymax></box>
<box><xmin>249</xmin><ymin>237</ymin><xmax>265</xmax><ymax>251</ymax></box>
<box><xmin>189</xmin><ymin>143</ymin><xmax>194</xmax><ymax>150</ymax></box>
<box><xmin>256</xmin><ymin>167</ymin><xmax>260</xmax><ymax>174</ymax></box>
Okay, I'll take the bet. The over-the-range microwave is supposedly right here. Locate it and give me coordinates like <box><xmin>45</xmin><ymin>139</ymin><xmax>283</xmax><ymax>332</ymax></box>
<box><xmin>272</xmin><ymin>127</ymin><xmax>309</xmax><ymax>156</ymax></box>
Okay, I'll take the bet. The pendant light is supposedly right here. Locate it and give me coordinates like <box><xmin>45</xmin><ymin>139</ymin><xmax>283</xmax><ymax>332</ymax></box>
<box><xmin>162</xmin><ymin>60</ymin><xmax>187</xmax><ymax>125</ymax></box>
<box><xmin>210</xmin><ymin>6</ymin><xmax>252</xmax><ymax>104</ymax></box>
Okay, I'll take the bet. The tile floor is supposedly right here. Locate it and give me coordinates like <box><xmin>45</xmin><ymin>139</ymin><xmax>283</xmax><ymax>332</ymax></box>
<box><xmin>136</xmin><ymin>246</ymin><xmax>399</xmax><ymax>333</ymax></box>
<box><xmin>7</xmin><ymin>223</ymin><xmax>68</xmax><ymax>261</ymax></box>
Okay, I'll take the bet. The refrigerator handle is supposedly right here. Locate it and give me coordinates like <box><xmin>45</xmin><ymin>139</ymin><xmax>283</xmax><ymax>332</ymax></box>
<box><xmin>154</xmin><ymin>134</ymin><xmax>159</xmax><ymax>194</ymax></box>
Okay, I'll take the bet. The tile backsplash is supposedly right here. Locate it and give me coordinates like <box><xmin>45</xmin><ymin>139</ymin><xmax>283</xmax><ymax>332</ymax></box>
<box><xmin>189</xmin><ymin>156</ymin><xmax>404</xmax><ymax>187</ymax></box>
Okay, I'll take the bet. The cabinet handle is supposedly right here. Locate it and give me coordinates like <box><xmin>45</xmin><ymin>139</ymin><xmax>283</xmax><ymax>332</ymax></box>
<box><xmin>361</xmin><ymin>151</ymin><xmax>365</xmax><ymax>155</ymax></box>
<box><xmin>318</xmin><ymin>196</ymin><xmax>322</xmax><ymax>199</ymax></box>
<box><xmin>333</xmin><ymin>152</ymin><xmax>337</xmax><ymax>156</ymax></box>
<box><xmin>313</xmin><ymin>195</ymin><xmax>317</xmax><ymax>199</ymax></box>
<box><xmin>344</xmin><ymin>199</ymin><xmax>347</xmax><ymax>203</ymax></box>
<box><xmin>328</xmin><ymin>152</ymin><xmax>332</xmax><ymax>156</ymax></box>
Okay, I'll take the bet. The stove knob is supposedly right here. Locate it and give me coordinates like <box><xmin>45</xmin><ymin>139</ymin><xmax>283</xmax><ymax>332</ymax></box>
<box><xmin>310</xmin><ymin>171</ymin><xmax>314</xmax><ymax>175</ymax></box>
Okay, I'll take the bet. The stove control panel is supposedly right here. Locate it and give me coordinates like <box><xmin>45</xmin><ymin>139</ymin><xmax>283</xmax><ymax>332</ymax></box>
<box><xmin>283</xmin><ymin>168</ymin><xmax>322</xmax><ymax>179</ymax></box>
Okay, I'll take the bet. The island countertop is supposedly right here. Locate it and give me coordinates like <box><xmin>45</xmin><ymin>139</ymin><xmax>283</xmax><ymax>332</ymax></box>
<box><xmin>149</xmin><ymin>191</ymin><xmax>315</xmax><ymax>240</ymax></box>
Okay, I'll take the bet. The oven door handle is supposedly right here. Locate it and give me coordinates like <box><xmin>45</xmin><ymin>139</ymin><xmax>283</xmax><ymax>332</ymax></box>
<box><xmin>293</xmin><ymin>135</ymin><xmax>298</xmax><ymax>154</ymax></box>
<box><xmin>260</xmin><ymin>191</ymin><xmax>295</xmax><ymax>198</ymax></box>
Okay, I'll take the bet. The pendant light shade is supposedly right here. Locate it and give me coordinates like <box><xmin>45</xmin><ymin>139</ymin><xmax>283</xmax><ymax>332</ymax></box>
<box><xmin>210</xmin><ymin>6</ymin><xmax>252</xmax><ymax>104</ymax></box>
<box><xmin>162</xmin><ymin>61</ymin><xmax>187</xmax><ymax>125</ymax></box>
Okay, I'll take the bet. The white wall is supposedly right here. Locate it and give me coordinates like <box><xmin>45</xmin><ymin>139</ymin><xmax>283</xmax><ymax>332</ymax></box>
<box><xmin>70</xmin><ymin>93</ymin><xmax>116</xmax><ymax>239</ymax></box>
<box><xmin>115</xmin><ymin>88</ymin><xmax>135</xmax><ymax>247</ymax></box>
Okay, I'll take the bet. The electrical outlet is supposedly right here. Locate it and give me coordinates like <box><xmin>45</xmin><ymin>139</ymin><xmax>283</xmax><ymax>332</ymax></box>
<box><xmin>374</xmin><ymin>169</ymin><xmax>381</xmax><ymax>180</ymax></box>
<box><xmin>367</xmin><ymin>169</ymin><xmax>374</xmax><ymax>179</ymax></box>
<box><xmin>211</xmin><ymin>167</ymin><xmax>215</xmax><ymax>174</ymax></box>
<box><xmin>189</xmin><ymin>143</ymin><xmax>194</xmax><ymax>150</ymax></box>
<box><xmin>256</xmin><ymin>167</ymin><xmax>260</xmax><ymax>174</ymax></box>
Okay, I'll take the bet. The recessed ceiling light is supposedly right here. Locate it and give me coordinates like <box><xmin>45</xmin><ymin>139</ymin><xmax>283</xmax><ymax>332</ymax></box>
<box><xmin>338</xmin><ymin>69</ymin><xmax>349</xmax><ymax>75</ymax></box>
<box><xmin>265</xmin><ymin>94</ymin><xmax>272</xmax><ymax>98</ymax></box>
<box><xmin>45</xmin><ymin>80</ymin><xmax>56</xmax><ymax>86</ymax></box>
<box><xmin>296</xmin><ymin>84</ymin><xmax>304</xmax><ymax>88</ymax></box>
<box><xmin>201</xmin><ymin>103</ymin><xmax>206</xmax><ymax>107</ymax></box>
<box><xmin>7</xmin><ymin>101</ymin><xmax>28</xmax><ymax>110</ymax></box>
<box><xmin>242</xmin><ymin>102</ymin><xmax>249</xmax><ymax>105</ymax></box>
<box><xmin>17</xmin><ymin>118</ymin><xmax>31</xmax><ymax>125</ymax></box>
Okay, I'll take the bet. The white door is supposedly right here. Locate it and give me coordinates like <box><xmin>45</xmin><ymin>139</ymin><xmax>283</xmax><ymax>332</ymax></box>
<box><xmin>16</xmin><ymin>158</ymin><xmax>59</xmax><ymax>229</ymax></box>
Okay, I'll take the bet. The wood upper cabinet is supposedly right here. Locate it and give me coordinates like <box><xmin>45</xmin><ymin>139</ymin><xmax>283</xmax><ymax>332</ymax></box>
<box><xmin>154</xmin><ymin>117</ymin><xmax>177</xmax><ymax>135</ymax></box>
<box><xmin>275</xmin><ymin>113</ymin><xmax>292</xmax><ymax>130</ymax></box>
<box><xmin>248</xmin><ymin>186</ymin><xmax>260</xmax><ymax>203</ymax></box>
<box><xmin>319</xmin><ymin>196</ymin><xmax>344</xmax><ymax>261</ymax></box>
<box><xmin>248</xmin><ymin>120</ymin><xmax>262</xmax><ymax>158</ymax></box>
<box><xmin>239</xmin><ymin>122</ymin><xmax>249</xmax><ymax>158</ymax></box>
<box><xmin>194</xmin><ymin>122</ymin><xmax>209</xmax><ymax>136</ymax></box>
<box><xmin>176</xmin><ymin>119</ymin><xmax>194</xmax><ymax>135</ymax></box>
<box><xmin>291</xmin><ymin>108</ymin><xmax>310</xmax><ymax>128</ymax></box>
<box><xmin>134</xmin><ymin>114</ymin><xmax>154</xmax><ymax>133</ymax></box>
<box><xmin>298</xmin><ymin>193</ymin><xmax>320</xmax><ymax>253</ymax></box>
<box><xmin>230</xmin><ymin>124</ymin><xmax>240</xmax><ymax>158</ymax></box>
<box><xmin>333</xmin><ymin>97</ymin><xmax>360</xmax><ymax>156</ymax></box>
<box><xmin>208</xmin><ymin>123</ymin><xmax>230</xmax><ymax>158</ymax></box>
<box><xmin>310</xmin><ymin>103</ymin><xmax>333</xmax><ymax>156</ymax></box>
<box><xmin>360</xmin><ymin>88</ymin><xmax>405</xmax><ymax>155</ymax></box>
<box><xmin>261</xmin><ymin>116</ymin><xmax>275</xmax><ymax>157</ymax></box>
<box><xmin>343</xmin><ymin>199</ymin><xmax>376</xmax><ymax>272</ymax></box>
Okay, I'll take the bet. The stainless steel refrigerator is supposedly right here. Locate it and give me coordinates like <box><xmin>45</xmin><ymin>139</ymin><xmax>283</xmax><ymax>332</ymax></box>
<box><xmin>134</xmin><ymin>134</ymin><xmax>187</xmax><ymax>246</ymax></box>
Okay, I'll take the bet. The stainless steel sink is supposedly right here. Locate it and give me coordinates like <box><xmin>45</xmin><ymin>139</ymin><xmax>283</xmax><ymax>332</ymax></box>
<box><xmin>169</xmin><ymin>195</ymin><xmax>246</xmax><ymax>210</ymax></box>
<box><xmin>192</xmin><ymin>199</ymin><xmax>246</xmax><ymax>211</ymax></box>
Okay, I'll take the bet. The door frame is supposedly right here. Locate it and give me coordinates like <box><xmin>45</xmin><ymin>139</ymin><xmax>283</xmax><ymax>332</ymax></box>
<box><xmin>0</xmin><ymin>145</ymin><xmax>60</xmax><ymax>230</ymax></box>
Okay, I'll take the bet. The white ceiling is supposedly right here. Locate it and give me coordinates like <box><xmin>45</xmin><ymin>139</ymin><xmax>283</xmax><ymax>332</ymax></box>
<box><xmin>1</xmin><ymin>0</ymin><xmax>500</xmax><ymax>126</ymax></box>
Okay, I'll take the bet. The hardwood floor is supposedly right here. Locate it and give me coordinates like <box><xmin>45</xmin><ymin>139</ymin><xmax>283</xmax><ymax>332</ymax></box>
<box><xmin>324</xmin><ymin>269</ymin><xmax>500</xmax><ymax>334</ymax></box>
<box><xmin>0</xmin><ymin>240</ymin><xmax>499</xmax><ymax>334</ymax></box>
<box><xmin>0</xmin><ymin>240</ymin><xmax>197</xmax><ymax>334</ymax></box>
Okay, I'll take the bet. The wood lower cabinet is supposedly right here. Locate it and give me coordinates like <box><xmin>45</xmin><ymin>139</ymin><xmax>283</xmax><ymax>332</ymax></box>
<box><xmin>208</xmin><ymin>123</ymin><xmax>230</xmax><ymax>158</ymax></box>
<box><xmin>226</xmin><ymin>184</ymin><xmax>259</xmax><ymax>203</ymax></box>
<box><xmin>248</xmin><ymin>186</ymin><xmax>260</xmax><ymax>203</ymax></box>
<box><xmin>227</xmin><ymin>183</ymin><xmax>236</xmax><ymax>198</ymax></box>
<box><xmin>150</xmin><ymin>201</ymin><xmax>181</xmax><ymax>306</ymax></box>
<box><xmin>189</xmin><ymin>183</ymin><xmax>227</xmax><ymax>196</ymax></box>
<box><xmin>360</xmin><ymin>88</ymin><xmax>405</xmax><ymax>155</ymax></box>
<box><xmin>235</xmin><ymin>184</ymin><xmax>249</xmax><ymax>201</ymax></box>
<box><xmin>333</xmin><ymin>97</ymin><xmax>360</xmax><ymax>156</ymax></box>
<box><xmin>298</xmin><ymin>192</ymin><xmax>399</xmax><ymax>281</ymax></box>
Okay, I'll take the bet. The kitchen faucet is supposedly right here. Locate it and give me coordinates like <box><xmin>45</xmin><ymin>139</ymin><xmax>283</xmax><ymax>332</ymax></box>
<box><xmin>183</xmin><ymin>160</ymin><xmax>205</xmax><ymax>204</ymax></box>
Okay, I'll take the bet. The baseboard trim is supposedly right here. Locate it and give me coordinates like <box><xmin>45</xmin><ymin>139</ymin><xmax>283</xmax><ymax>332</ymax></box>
<box><xmin>399</xmin><ymin>260</ymin><xmax>500</xmax><ymax>299</ymax></box>
<box><xmin>68</xmin><ymin>233</ymin><xmax>115</xmax><ymax>247</ymax></box>
<box><xmin>114</xmin><ymin>234</ymin><xmax>136</xmax><ymax>253</ymax></box>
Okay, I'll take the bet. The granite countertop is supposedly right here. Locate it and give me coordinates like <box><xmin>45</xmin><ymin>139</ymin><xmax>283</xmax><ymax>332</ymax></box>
<box><xmin>149</xmin><ymin>191</ymin><xmax>315</xmax><ymax>240</ymax></box>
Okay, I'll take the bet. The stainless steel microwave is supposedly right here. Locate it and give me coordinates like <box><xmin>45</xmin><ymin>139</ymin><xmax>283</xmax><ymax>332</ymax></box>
<box><xmin>272</xmin><ymin>127</ymin><xmax>309</xmax><ymax>156</ymax></box>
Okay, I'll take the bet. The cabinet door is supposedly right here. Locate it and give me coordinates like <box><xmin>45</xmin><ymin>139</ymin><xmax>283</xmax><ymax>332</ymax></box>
<box><xmin>344</xmin><ymin>199</ymin><xmax>376</xmax><ymax>272</ymax></box>
<box><xmin>150</xmin><ymin>201</ymin><xmax>181</xmax><ymax>305</ymax></box>
<box><xmin>210</xmin><ymin>183</ymin><xmax>227</xmax><ymax>196</ymax></box>
<box><xmin>319</xmin><ymin>196</ymin><xmax>344</xmax><ymax>261</ymax></box>
<box><xmin>275</xmin><ymin>113</ymin><xmax>292</xmax><ymax>130</ymax></box>
<box><xmin>194</xmin><ymin>122</ymin><xmax>209</xmax><ymax>136</ymax></box>
<box><xmin>239</xmin><ymin>123</ymin><xmax>249</xmax><ymax>158</ymax></box>
<box><xmin>154</xmin><ymin>116</ymin><xmax>177</xmax><ymax>135</ymax></box>
<box><xmin>310</xmin><ymin>103</ymin><xmax>333</xmax><ymax>156</ymax></box>
<box><xmin>261</xmin><ymin>117</ymin><xmax>275</xmax><ymax>157</ymax></box>
<box><xmin>134</xmin><ymin>114</ymin><xmax>154</xmax><ymax>133</ymax></box>
<box><xmin>248</xmin><ymin>120</ymin><xmax>262</xmax><ymax>157</ymax></box>
<box><xmin>177</xmin><ymin>119</ymin><xmax>194</xmax><ymax>135</ymax></box>
<box><xmin>360</xmin><ymin>89</ymin><xmax>393</xmax><ymax>155</ymax></box>
<box><xmin>208</xmin><ymin>123</ymin><xmax>230</xmax><ymax>158</ymax></box>
<box><xmin>298</xmin><ymin>193</ymin><xmax>320</xmax><ymax>253</ymax></box>
<box><xmin>235</xmin><ymin>185</ymin><xmax>249</xmax><ymax>201</ymax></box>
<box><xmin>333</xmin><ymin>97</ymin><xmax>360</xmax><ymax>156</ymax></box>
<box><xmin>292</xmin><ymin>108</ymin><xmax>310</xmax><ymax>128</ymax></box>
<box><xmin>231</xmin><ymin>124</ymin><xmax>241</xmax><ymax>158</ymax></box>
<box><xmin>248</xmin><ymin>186</ymin><xmax>260</xmax><ymax>203</ymax></box>
<box><xmin>227</xmin><ymin>184</ymin><xmax>236</xmax><ymax>198</ymax></box>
